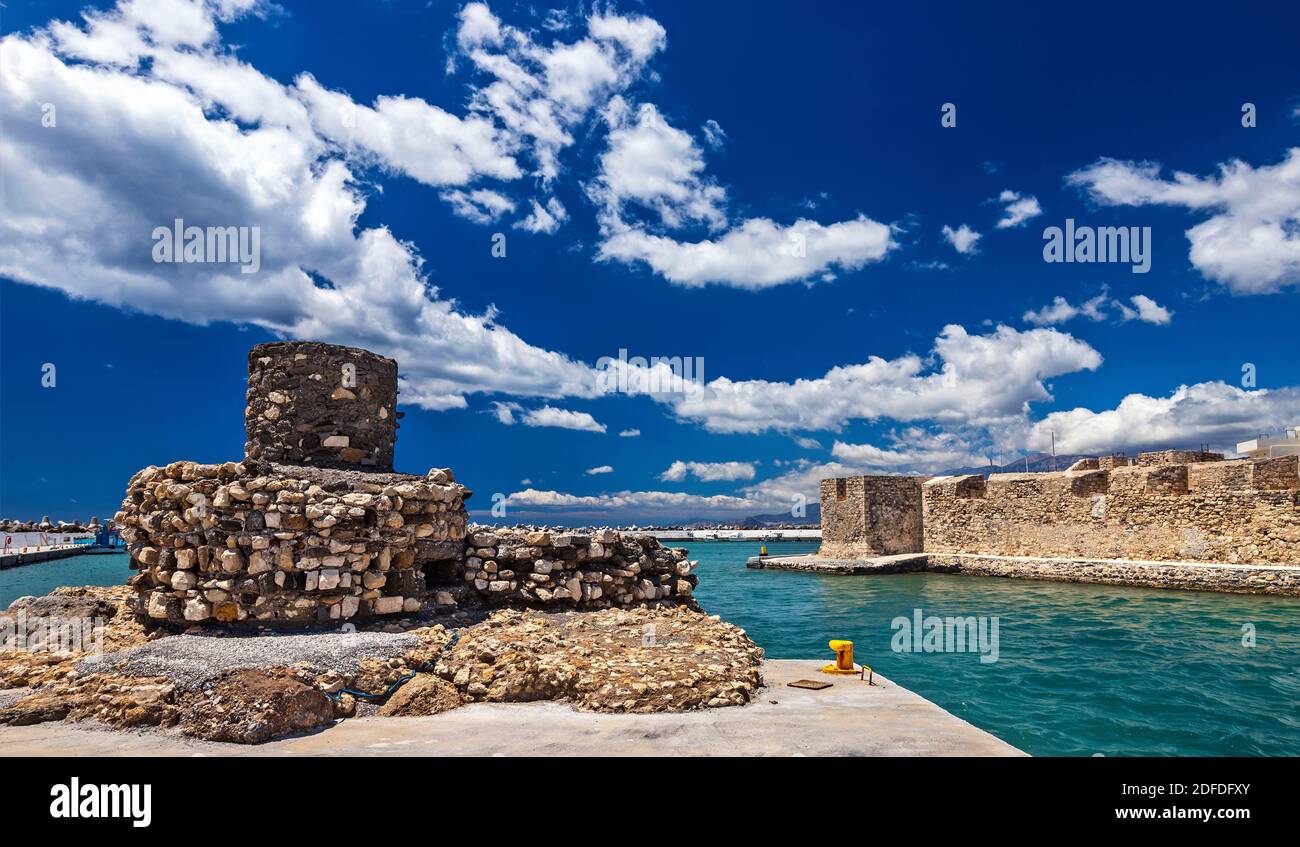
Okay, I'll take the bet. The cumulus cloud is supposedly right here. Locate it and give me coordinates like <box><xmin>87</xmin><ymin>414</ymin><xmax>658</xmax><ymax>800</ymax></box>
<box><xmin>491</xmin><ymin>401</ymin><xmax>522</xmax><ymax>425</ymax></box>
<box><xmin>830</xmin><ymin>435</ymin><xmax>984</xmax><ymax>473</ymax></box>
<box><xmin>618</xmin><ymin>428</ymin><xmax>641</xmax><ymax>437</ymax></box>
<box><xmin>1067</xmin><ymin>150</ymin><xmax>1300</xmax><ymax>294</ymax></box>
<box><xmin>520</xmin><ymin>406</ymin><xmax>607</xmax><ymax>433</ymax></box>
<box><xmin>1024</xmin><ymin>296</ymin><xmax>1089</xmax><ymax>326</ymax></box>
<box><xmin>1023</xmin><ymin>291</ymin><xmax>1170</xmax><ymax>326</ymax></box>
<box><xmin>515</xmin><ymin>197</ymin><xmax>569</xmax><ymax>234</ymax></box>
<box><xmin>599</xmin><ymin>215</ymin><xmax>897</xmax><ymax>289</ymax></box>
<box><xmin>585</xmin><ymin>465</ymin><xmax>614</xmax><ymax>475</ymax></box>
<box><xmin>441</xmin><ymin>188</ymin><xmax>516</xmax><ymax>224</ymax></box>
<box><xmin>295</xmin><ymin>73</ymin><xmax>521</xmax><ymax>188</ymax></box>
<box><xmin>1027</xmin><ymin>382</ymin><xmax>1300</xmax><ymax>455</ymax></box>
<box><xmin>941</xmin><ymin>224</ymin><xmax>981</xmax><ymax>255</ymax></box>
<box><xmin>588</xmin><ymin>98</ymin><xmax>727</xmax><ymax>231</ymax></box>
<box><xmin>1124</xmin><ymin>294</ymin><xmax>1172</xmax><ymax>325</ymax></box>
<box><xmin>500</xmin><ymin>487</ymin><xmax>764</xmax><ymax>518</ymax></box>
<box><xmin>0</xmin><ymin>0</ymin><xmax>598</xmax><ymax>412</ymax></box>
<box><xmin>661</xmin><ymin>324</ymin><xmax>1102</xmax><ymax>434</ymax></box>
<box><xmin>452</xmin><ymin>2</ymin><xmax>666</xmax><ymax>184</ymax></box>
<box><xmin>994</xmin><ymin>190</ymin><xmax>1042</xmax><ymax>228</ymax></box>
<box><xmin>659</xmin><ymin>460</ymin><xmax>757</xmax><ymax>482</ymax></box>
<box><xmin>585</xmin><ymin>90</ymin><xmax>896</xmax><ymax>289</ymax></box>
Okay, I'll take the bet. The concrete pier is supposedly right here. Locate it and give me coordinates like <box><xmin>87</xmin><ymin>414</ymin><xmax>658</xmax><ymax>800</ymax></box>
<box><xmin>747</xmin><ymin>552</ymin><xmax>1300</xmax><ymax>596</ymax></box>
<box><xmin>0</xmin><ymin>544</ymin><xmax>89</xmax><ymax>570</ymax></box>
<box><xmin>0</xmin><ymin>659</ymin><xmax>1021</xmax><ymax>756</ymax></box>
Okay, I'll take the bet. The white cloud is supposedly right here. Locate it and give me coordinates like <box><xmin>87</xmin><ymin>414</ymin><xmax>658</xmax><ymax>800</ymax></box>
<box><xmin>793</xmin><ymin>436</ymin><xmax>822</xmax><ymax>449</ymax></box>
<box><xmin>701</xmin><ymin>119</ymin><xmax>727</xmax><ymax>150</ymax></box>
<box><xmin>453</xmin><ymin>2</ymin><xmax>666</xmax><ymax>183</ymax></box>
<box><xmin>515</xmin><ymin>196</ymin><xmax>568</xmax><ymax>234</ymax></box>
<box><xmin>830</xmin><ymin>437</ymin><xmax>984</xmax><ymax>473</ymax></box>
<box><xmin>501</xmin><ymin>487</ymin><xmax>764</xmax><ymax>518</ymax></box>
<box><xmin>520</xmin><ymin>406</ymin><xmax>607</xmax><ymax>433</ymax></box>
<box><xmin>441</xmin><ymin>188</ymin><xmax>516</xmax><ymax>224</ymax></box>
<box><xmin>1023</xmin><ymin>296</ymin><xmax>1085</xmax><ymax>326</ymax></box>
<box><xmin>1027</xmin><ymin>382</ymin><xmax>1300</xmax><ymax>455</ymax></box>
<box><xmin>588</xmin><ymin>98</ymin><xmax>727</xmax><ymax>231</ymax></box>
<box><xmin>995</xmin><ymin>190</ymin><xmax>1042</xmax><ymax>228</ymax></box>
<box><xmin>0</xmin><ymin>0</ymin><xmax>599</xmax><ymax>412</ymax></box>
<box><xmin>662</xmin><ymin>324</ymin><xmax>1102</xmax><ymax>433</ymax></box>
<box><xmin>618</xmin><ymin>428</ymin><xmax>641</xmax><ymax>437</ymax></box>
<box><xmin>1067</xmin><ymin>150</ymin><xmax>1300</xmax><ymax>294</ymax></box>
<box><xmin>295</xmin><ymin>73</ymin><xmax>521</xmax><ymax>188</ymax></box>
<box><xmin>599</xmin><ymin>215</ymin><xmax>897</xmax><ymax>289</ymax></box>
<box><xmin>1023</xmin><ymin>291</ymin><xmax>1170</xmax><ymax>326</ymax></box>
<box><xmin>659</xmin><ymin>460</ymin><xmax>757</xmax><ymax>482</ymax></box>
<box><xmin>585</xmin><ymin>465</ymin><xmax>614</xmax><ymax>475</ymax></box>
<box><xmin>1126</xmin><ymin>294</ymin><xmax>1172</xmax><ymax>325</ymax></box>
<box><xmin>491</xmin><ymin>401</ymin><xmax>522</xmax><ymax>425</ymax></box>
<box><xmin>941</xmin><ymin>224</ymin><xmax>981</xmax><ymax>255</ymax></box>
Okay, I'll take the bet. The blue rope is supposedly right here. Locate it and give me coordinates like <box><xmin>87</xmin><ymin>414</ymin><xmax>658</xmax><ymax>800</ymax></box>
<box><xmin>329</xmin><ymin>630</ymin><xmax>459</xmax><ymax>704</ymax></box>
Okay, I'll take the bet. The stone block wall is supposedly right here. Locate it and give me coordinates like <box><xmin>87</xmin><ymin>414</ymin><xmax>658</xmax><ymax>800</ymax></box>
<box><xmin>245</xmin><ymin>342</ymin><xmax>399</xmax><ymax>469</ymax></box>
<box><xmin>462</xmin><ymin>528</ymin><xmax>697</xmax><ymax>605</ymax></box>
<box><xmin>1137</xmin><ymin>449</ymin><xmax>1223</xmax><ymax>466</ymax></box>
<box><xmin>922</xmin><ymin>456</ymin><xmax>1300</xmax><ymax>564</ymax></box>
<box><xmin>118</xmin><ymin>461</ymin><xmax>469</xmax><ymax>626</ymax></box>
<box><xmin>120</xmin><ymin>341</ymin><xmax>701</xmax><ymax>628</ymax></box>
<box><xmin>819</xmin><ymin>476</ymin><xmax>925</xmax><ymax>558</ymax></box>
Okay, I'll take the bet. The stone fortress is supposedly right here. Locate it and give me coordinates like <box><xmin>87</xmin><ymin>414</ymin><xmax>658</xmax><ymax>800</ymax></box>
<box><xmin>116</xmin><ymin>341</ymin><xmax>696</xmax><ymax>628</ymax></box>
<box><xmin>812</xmin><ymin>446</ymin><xmax>1300</xmax><ymax>594</ymax></box>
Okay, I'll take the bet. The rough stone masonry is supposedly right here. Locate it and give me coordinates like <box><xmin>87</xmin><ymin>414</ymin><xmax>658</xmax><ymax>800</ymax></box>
<box><xmin>117</xmin><ymin>342</ymin><xmax>696</xmax><ymax>628</ymax></box>
<box><xmin>820</xmin><ymin>453</ymin><xmax>1300</xmax><ymax>566</ymax></box>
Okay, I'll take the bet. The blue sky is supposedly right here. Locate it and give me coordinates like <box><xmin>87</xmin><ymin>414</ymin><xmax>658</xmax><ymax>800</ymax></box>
<box><xmin>1</xmin><ymin>0</ymin><xmax>1298</xmax><ymax>525</ymax></box>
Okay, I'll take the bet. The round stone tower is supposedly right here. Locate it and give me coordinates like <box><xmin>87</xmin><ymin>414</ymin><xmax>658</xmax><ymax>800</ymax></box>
<box><xmin>244</xmin><ymin>341</ymin><xmax>399</xmax><ymax>469</ymax></box>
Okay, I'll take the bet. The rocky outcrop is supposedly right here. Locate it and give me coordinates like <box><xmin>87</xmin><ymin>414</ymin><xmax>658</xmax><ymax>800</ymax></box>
<box><xmin>179</xmin><ymin>668</ymin><xmax>335</xmax><ymax>743</ymax></box>
<box><xmin>1</xmin><ymin>586</ymin><xmax>764</xmax><ymax>741</ymax></box>
<box><xmin>427</xmin><ymin>606</ymin><xmax>763</xmax><ymax>712</ymax></box>
<box><xmin>377</xmin><ymin>675</ymin><xmax>461</xmax><ymax>717</ymax></box>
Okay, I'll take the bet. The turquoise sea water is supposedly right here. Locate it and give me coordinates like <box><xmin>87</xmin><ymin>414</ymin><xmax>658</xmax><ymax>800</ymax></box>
<box><xmin>5</xmin><ymin>543</ymin><xmax>1299</xmax><ymax>755</ymax></box>
<box><xmin>688</xmin><ymin>540</ymin><xmax>1300</xmax><ymax>756</ymax></box>
<box><xmin>0</xmin><ymin>553</ymin><xmax>133</xmax><ymax>608</ymax></box>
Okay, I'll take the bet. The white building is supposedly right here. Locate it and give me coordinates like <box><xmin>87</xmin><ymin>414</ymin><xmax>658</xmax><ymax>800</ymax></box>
<box><xmin>1237</xmin><ymin>426</ymin><xmax>1300</xmax><ymax>459</ymax></box>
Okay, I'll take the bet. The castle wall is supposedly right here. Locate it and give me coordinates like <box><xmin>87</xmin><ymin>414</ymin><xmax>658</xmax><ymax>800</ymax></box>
<box><xmin>922</xmin><ymin>456</ymin><xmax>1300</xmax><ymax>564</ymax></box>
<box><xmin>819</xmin><ymin>476</ymin><xmax>925</xmax><ymax>558</ymax></box>
<box><xmin>245</xmin><ymin>342</ymin><xmax>399</xmax><ymax>469</ymax></box>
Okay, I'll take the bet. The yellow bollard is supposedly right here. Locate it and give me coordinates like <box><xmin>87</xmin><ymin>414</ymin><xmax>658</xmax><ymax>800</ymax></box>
<box><xmin>820</xmin><ymin>639</ymin><xmax>861</xmax><ymax>675</ymax></box>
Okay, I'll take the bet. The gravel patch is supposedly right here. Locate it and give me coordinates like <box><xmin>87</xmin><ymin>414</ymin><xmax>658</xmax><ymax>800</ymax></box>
<box><xmin>0</xmin><ymin>688</ymin><xmax>33</xmax><ymax>709</ymax></box>
<box><xmin>77</xmin><ymin>631</ymin><xmax>420</xmax><ymax>690</ymax></box>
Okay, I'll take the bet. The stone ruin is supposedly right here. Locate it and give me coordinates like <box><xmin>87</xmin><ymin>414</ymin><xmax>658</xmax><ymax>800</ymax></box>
<box><xmin>117</xmin><ymin>341</ymin><xmax>697</xmax><ymax>628</ymax></box>
<box><xmin>821</xmin><ymin>451</ymin><xmax>1300</xmax><ymax>565</ymax></box>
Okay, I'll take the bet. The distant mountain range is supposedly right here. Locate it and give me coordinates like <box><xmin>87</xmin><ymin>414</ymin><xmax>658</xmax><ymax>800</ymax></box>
<box><xmin>932</xmin><ymin>452</ymin><xmax>1097</xmax><ymax>477</ymax></box>
<box><xmin>678</xmin><ymin>504</ymin><xmax>820</xmax><ymax>529</ymax></box>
